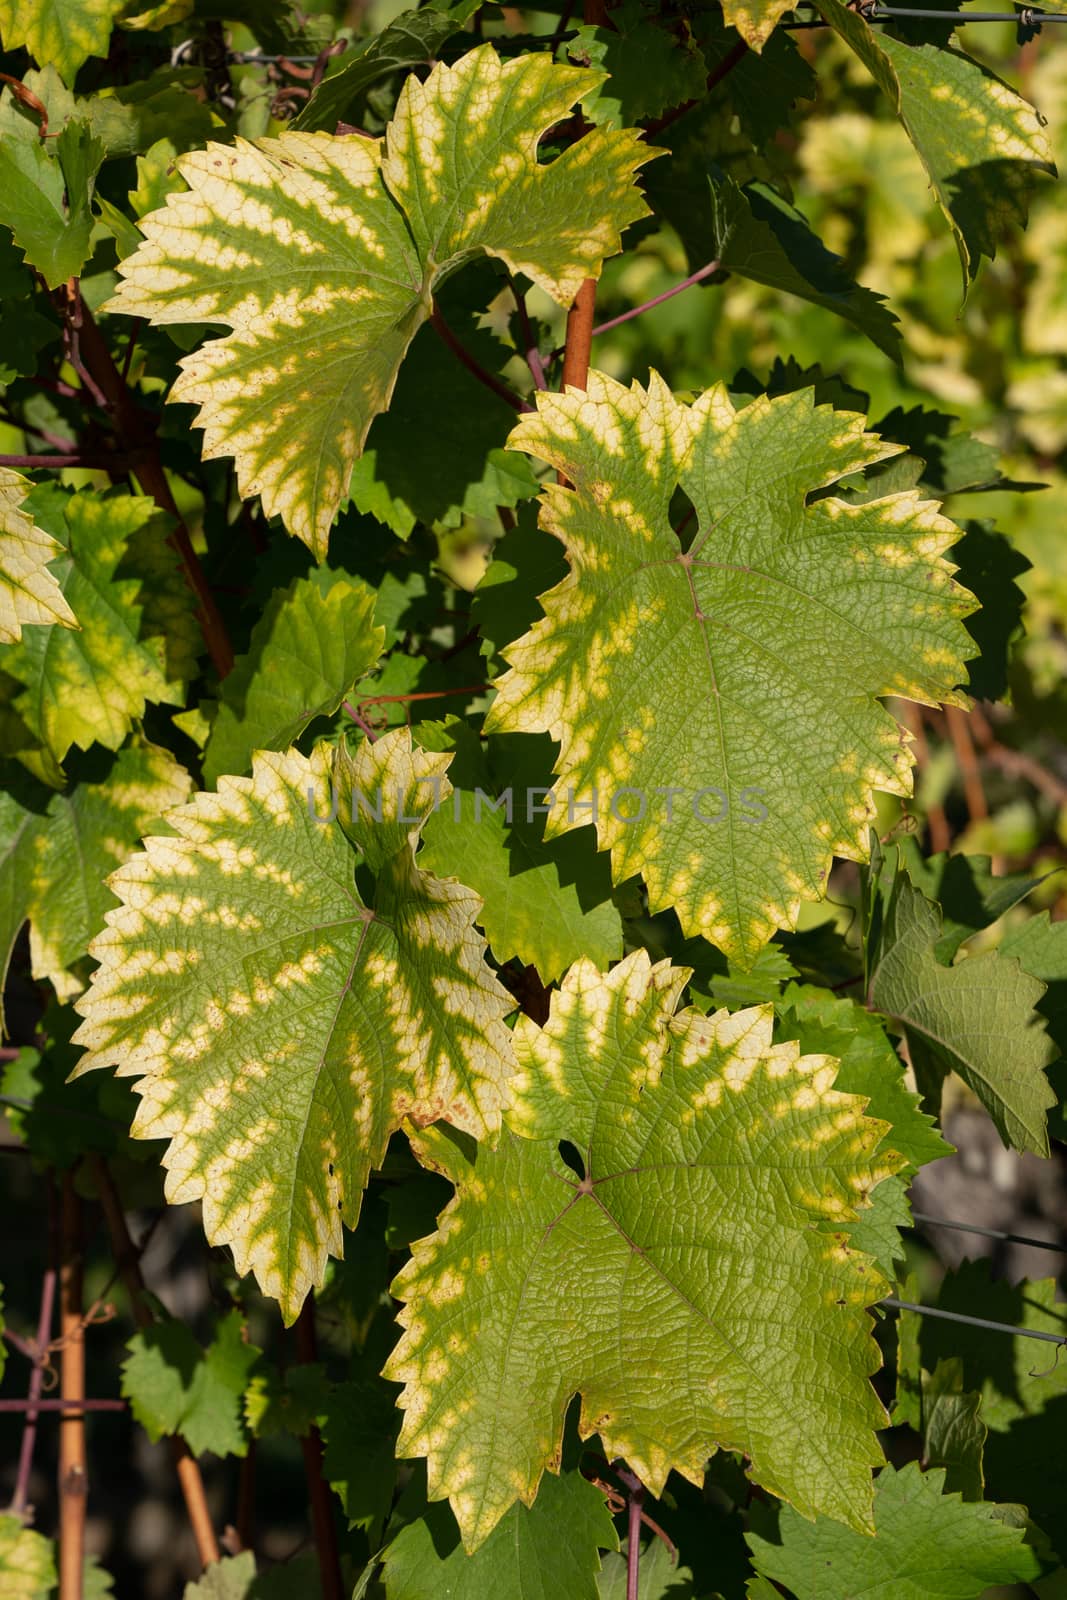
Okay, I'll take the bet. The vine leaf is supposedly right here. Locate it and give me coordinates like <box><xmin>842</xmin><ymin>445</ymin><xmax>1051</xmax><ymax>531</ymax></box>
<box><xmin>291</xmin><ymin>8</ymin><xmax>462</xmax><ymax>134</ymax></box>
<box><xmin>703</xmin><ymin>171</ymin><xmax>901</xmax><ymax>360</ymax></box>
<box><xmin>105</xmin><ymin>45</ymin><xmax>657</xmax><ymax>556</ymax></box>
<box><xmin>812</xmin><ymin>0</ymin><xmax>1054</xmax><ymax>288</ymax></box>
<box><xmin>382</xmin><ymin>1469</ymin><xmax>618</xmax><ymax>1599</ymax></box>
<box><xmin>866</xmin><ymin>855</ymin><xmax>1055</xmax><ymax>1156</ymax></box>
<box><xmin>0</xmin><ymin>0</ymin><xmax>125</xmax><ymax>84</ymax></box>
<box><xmin>486</xmin><ymin>373</ymin><xmax>977</xmax><ymax>963</ymax></box>
<box><xmin>122</xmin><ymin>1309</ymin><xmax>259</xmax><ymax>1458</ymax></box>
<box><xmin>0</xmin><ymin>740</ymin><xmax>192</xmax><ymax>1032</ymax></box>
<box><xmin>0</xmin><ymin>486</ymin><xmax>192</xmax><ymax>769</ymax></box>
<box><xmin>920</xmin><ymin>1358</ymin><xmax>987</xmax><ymax>1502</ymax></box>
<box><xmin>202</xmin><ymin>569</ymin><xmax>384</xmax><ymax>786</ymax></box>
<box><xmin>71</xmin><ymin>729</ymin><xmax>516</xmax><ymax>1321</ymax></box>
<box><xmin>721</xmin><ymin>1</ymin><xmax>792</xmax><ymax>51</ymax></box>
<box><xmin>0</xmin><ymin>468</ymin><xmax>78</xmax><ymax>643</ymax></box>
<box><xmin>0</xmin><ymin>92</ymin><xmax>104</xmax><ymax>287</ymax></box>
<box><xmin>746</xmin><ymin>1461</ymin><xmax>1041</xmax><ymax>1598</ymax></box>
<box><xmin>385</xmin><ymin>950</ymin><xmax>903</xmax><ymax>1550</ymax></box>
<box><xmin>0</xmin><ymin>1514</ymin><xmax>56</xmax><ymax>1599</ymax></box>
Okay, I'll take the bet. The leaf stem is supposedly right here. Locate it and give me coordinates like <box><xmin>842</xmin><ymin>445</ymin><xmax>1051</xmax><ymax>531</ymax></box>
<box><xmin>590</xmin><ymin>260</ymin><xmax>722</xmax><ymax>338</ymax></box>
<box><xmin>10</xmin><ymin>1197</ymin><xmax>57</xmax><ymax>1518</ymax></box>
<box><xmin>616</xmin><ymin>1464</ymin><xmax>645</xmax><ymax>1600</ymax></box>
<box><xmin>0</xmin><ymin>453</ymin><xmax>135</xmax><ymax>470</ymax></box>
<box><xmin>509</xmin><ymin>278</ymin><xmax>549</xmax><ymax>391</ymax></box>
<box><xmin>294</xmin><ymin>1296</ymin><xmax>344</xmax><ymax>1600</ymax></box>
<box><xmin>92</xmin><ymin>1158</ymin><xmax>221</xmax><ymax>1569</ymax></box>
<box><xmin>58</xmin><ymin>1173</ymin><xmax>87</xmax><ymax>1600</ymax></box>
<box><xmin>72</xmin><ymin>300</ymin><xmax>235</xmax><ymax>679</ymax></box>
<box><xmin>430</xmin><ymin>302</ymin><xmax>534</xmax><ymax>412</ymax></box>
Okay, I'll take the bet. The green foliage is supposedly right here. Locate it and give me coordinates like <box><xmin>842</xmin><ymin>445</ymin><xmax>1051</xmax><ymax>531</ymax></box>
<box><xmin>0</xmin><ymin>1</ymin><xmax>1064</xmax><ymax>1593</ymax></box>
<box><xmin>122</xmin><ymin>1308</ymin><xmax>259</xmax><ymax>1456</ymax></box>
<box><xmin>747</xmin><ymin>1461</ymin><xmax>1042</xmax><ymax>1598</ymax></box>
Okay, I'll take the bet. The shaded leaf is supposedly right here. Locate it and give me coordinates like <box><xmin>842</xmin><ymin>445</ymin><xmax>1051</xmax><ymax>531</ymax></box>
<box><xmin>704</xmin><ymin>171</ymin><xmax>901</xmax><ymax>359</ymax></box>
<box><xmin>0</xmin><ymin>92</ymin><xmax>104</xmax><ymax>287</ymax></box>
<box><xmin>0</xmin><ymin>487</ymin><xmax>193</xmax><ymax>768</ymax></box>
<box><xmin>867</xmin><ymin>857</ymin><xmax>1056</xmax><ymax>1155</ymax></box>
<box><xmin>812</xmin><ymin>0</ymin><xmax>1054</xmax><ymax>288</ymax></box>
<box><xmin>746</xmin><ymin>1461</ymin><xmax>1041</xmax><ymax>1597</ymax></box>
<box><xmin>383</xmin><ymin>1468</ymin><xmax>617</xmax><ymax>1598</ymax></box>
<box><xmin>0</xmin><ymin>740</ymin><xmax>192</xmax><ymax>1029</ymax></box>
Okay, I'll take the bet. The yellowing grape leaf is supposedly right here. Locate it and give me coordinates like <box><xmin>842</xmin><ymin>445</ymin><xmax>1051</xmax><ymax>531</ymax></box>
<box><xmin>0</xmin><ymin>1514</ymin><xmax>55</xmax><ymax>1599</ymax></box>
<box><xmin>71</xmin><ymin>729</ymin><xmax>516</xmax><ymax>1321</ymax></box>
<box><xmin>105</xmin><ymin>45</ymin><xmax>657</xmax><ymax>557</ymax></box>
<box><xmin>0</xmin><ymin>739</ymin><xmax>191</xmax><ymax>1031</ymax></box>
<box><xmin>812</xmin><ymin>0</ymin><xmax>1054</xmax><ymax>288</ymax></box>
<box><xmin>485</xmin><ymin>373</ymin><xmax>976</xmax><ymax>963</ymax></box>
<box><xmin>385</xmin><ymin>951</ymin><xmax>903</xmax><ymax>1550</ymax></box>
<box><xmin>721</xmin><ymin>1</ymin><xmax>791</xmax><ymax>52</ymax></box>
<box><xmin>0</xmin><ymin>0</ymin><xmax>127</xmax><ymax>84</ymax></box>
<box><xmin>0</xmin><ymin>468</ymin><xmax>77</xmax><ymax>643</ymax></box>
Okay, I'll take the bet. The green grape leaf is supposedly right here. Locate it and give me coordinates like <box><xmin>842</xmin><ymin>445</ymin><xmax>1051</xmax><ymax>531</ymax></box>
<box><xmin>0</xmin><ymin>469</ymin><xmax>78</xmax><ymax>644</ymax></box>
<box><xmin>0</xmin><ymin>1514</ymin><xmax>55</xmax><ymax>1599</ymax></box>
<box><xmin>486</xmin><ymin>373</ymin><xmax>976</xmax><ymax>963</ymax></box>
<box><xmin>105</xmin><ymin>45</ymin><xmax>658</xmax><ymax>556</ymax></box>
<box><xmin>894</xmin><ymin>838</ymin><xmax>1049</xmax><ymax>963</ymax></box>
<box><xmin>321</xmin><ymin>1370</ymin><xmax>400</xmax><ymax>1537</ymax></box>
<box><xmin>776</xmin><ymin>983</ymin><xmax>951</xmax><ymax>1172</ymax></box>
<box><xmin>570</xmin><ymin>3</ymin><xmax>708</xmax><ymax>129</ymax></box>
<box><xmin>0</xmin><ymin>487</ymin><xmax>192</xmax><ymax>768</ymax></box>
<box><xmin>244</xmin><ymin>1360</ymin><xmax>329</xmax><ymax>1439</ymax></box>
<box><xmin>382</xmin><ymin>1469</ymin><xmax>618</xmax><ymax>1599</ymax></box>
<box><xmin>71</xmin><ymin>729</ymin><xmax>516</xmax><ymax>1320</ymax></box>
<box><xmin>597</xmin><ymin>1540</ymin><xmax>697</xmax><ymax>1599</ymax></box>
<box><xmin>950</xmin><ymin>522</ymin><xmax>1030</xmax><ymax>702</ymax></box>
<box><xmin>747</xmin><ymin>1461</ymin><xmax>1041</xmax><ymax>1598</ymax></box>
<box><xmin>182</xmin><ymin>1549</ymin><xmax>322</xmax><ymax>1599</ymax></box>
<box><xmin>419</xmin><ymin>723</ymin><xmax>623</xmax><ymax>983</ymax></box>
<box><xmin>291</xmin><ymin>9</ymin><xmax>463</xmax><ymax>134</ymax></box>
<box><xmin>703</xmin><ymin>171</ymin><xmax>901</xmax><ymax>359</ymax></box>
<box><xmin>902</xmin><ymin>1268</ymin><xmax>1067</xmax><ymax>1558</ymax></box>
<box><xmin>867</xmin><ymin>861</ymin><xmax>1056</xmax><ymax>1155</ymax></box>
<box><xmin>182</xmin><ymin>1553</ymin><xmax>256</xmax><ymax>1600</ymax></box>
<box><xmin>122</xmin><ymin>1309</ymin><xmax>259</xmax><ymax>1457</ymax></box>
<box><xmin>0</xmin><ymin>0</ymin><xmax>126</xmax><ymax>83</ymax></box>
<box><xmin>0</xmin><ymin>741</ymin><xmax>192</xmax><ymax>1029</ymax></box>
<box><xmin>202</xmin><ymin>569</ymin><xmax>384</xmax><ymax>786</ymax></box>
<box><xmin>921</xmin><ymin>1357</ymin><xmax>986</xmax><ymax>1502</ymax></box>
<box><xmin>0</xmin><ymin>94</ymin><xmax>104</xmax><ymax>287</ymax></box>
<box><xmin>385</xmin><ymin>951</ymin><xmax>903</xmax><ymax>1550</ymax></box>
<box><xmin>812</xmin><ymin>0</ymin><xmax>1054</xmax><ymax>288</ymax></box>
